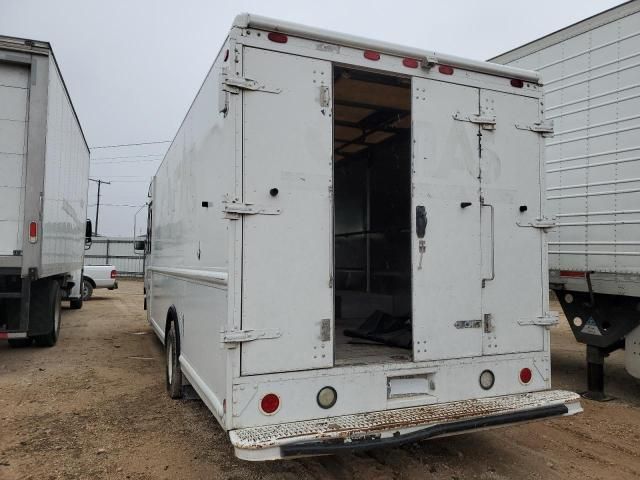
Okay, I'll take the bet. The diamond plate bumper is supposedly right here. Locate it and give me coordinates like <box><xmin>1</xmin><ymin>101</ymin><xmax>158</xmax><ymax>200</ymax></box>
<box><xmin>229</xmin><ymin>390</ymin><xmax>581</xmax><ymax>460</ymax></box>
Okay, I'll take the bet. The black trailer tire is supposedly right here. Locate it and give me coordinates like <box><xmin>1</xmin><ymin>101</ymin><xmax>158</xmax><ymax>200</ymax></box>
<box><xmin>166</xmin><ymin>320</ymin><xmax>183</xmax><ymax>399</ymax></box>
<box><xmin>33</xmin><ymin>281</ymin><xmax>62</xmax><ymax>347</ymax></box>
<box><xmin>81</xmin><ymin>280</ymin><xmax>93</xmax><ymax>301</ymax></box>
<box><xmin>8</xmin><ymin>338</ymin><xmax>33</xmax><ymax>348</ymax></box>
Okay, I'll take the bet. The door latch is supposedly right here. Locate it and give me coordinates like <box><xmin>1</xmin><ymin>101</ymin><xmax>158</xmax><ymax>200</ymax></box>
<box><xmin>221</xmin><ymin>328</ymin><xmax>281</xmax><ymax>347</ymax></box>
<box><xmin>515</xmin><ymin>121</ymin><xmax>554</xmax><ymax>137</ymax></box>
<box><xmin>453</xmin><ymin>112</ymin><xmax>496</xmax><ymax>130</ymax></box>
<box><xmin>223</xmin><ymin>201</ymin><xmax>282</xmax><ymax>219</ymax></box>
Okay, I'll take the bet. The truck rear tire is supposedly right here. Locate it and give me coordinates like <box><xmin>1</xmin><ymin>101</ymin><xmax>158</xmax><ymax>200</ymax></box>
<box><xmin>166</xmin><ymin>321</ymin><xmax>183</xmax><ymax>399</ymax></box>
<box><xmin>33</xmin><ymin>281</ymin><xmax>62</xmax><ymax>347</ymax></box>
<box><xmin>8</xmin><ymin>338</ymin><xmax>33</xmax><ymax>348</ymax></box>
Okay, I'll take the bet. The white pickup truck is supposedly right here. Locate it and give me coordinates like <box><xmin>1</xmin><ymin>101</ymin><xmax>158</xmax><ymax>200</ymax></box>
<box><xmin>82</xmin><ymin>265</ymin><xmax>118</xmax><ymax>300</ymax></box>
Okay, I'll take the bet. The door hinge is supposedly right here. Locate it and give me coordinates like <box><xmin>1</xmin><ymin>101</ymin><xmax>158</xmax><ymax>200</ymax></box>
<box><xmin>223</xmin><ymin>201</ymin><xmax>282</xmax><ymax>219</ymax></box>
<box><xmin>483</xmin><ymin>313</ymin><xmax>494</xmax><ymax>333</ymax></box>
<box><xmin>515</xmin><ymin>121</ymin><xmax>554</xmax><ymax>137</ymax></box>
<box><xmin>517</xmin><ymin>217</ymin><xmax>557</xmax><ymax>230</ymax></box>
<box><xmin>518</xmin><ymin>313</ymin><xmax>559</xmax><ymax>327</ymax></box>
<box><xmin>222</xmin><ymin>73</ymin><xmax>282</xmax><ymax>95</ymax></box>
<box><xmin>453</xmin><ymin>112</ymin><xmax>496</xmax><ymax>130</ymax></box>
<box><xmin>221</xmin><ymin>328</ymin><xmax>281</xmax><ymax>346</ymax></box>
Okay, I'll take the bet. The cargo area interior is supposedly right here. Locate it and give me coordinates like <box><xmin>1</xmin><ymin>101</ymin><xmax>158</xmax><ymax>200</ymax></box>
<box><xmin>333</xmin><ymin>66</ymin><xmax>413</xmax><ymax>366</ymax></box>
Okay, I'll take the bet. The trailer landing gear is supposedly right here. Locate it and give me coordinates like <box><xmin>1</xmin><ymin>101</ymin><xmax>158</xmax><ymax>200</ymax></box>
<box><xmin>582</xmin><ymin>345</ymin><xmax>616</xmax><ymax>402</ymax></box>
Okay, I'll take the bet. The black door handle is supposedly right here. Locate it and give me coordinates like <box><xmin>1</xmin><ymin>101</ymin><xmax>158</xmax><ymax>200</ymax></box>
<box><xmin>460</xmin><ymin>202</ymin><xmax>472</xmax><ymax>208</ymax></box>
<box><xmin>416</xmin><ymin>206</ymin><xmax>427</xmax><ymax>238</ymax></box>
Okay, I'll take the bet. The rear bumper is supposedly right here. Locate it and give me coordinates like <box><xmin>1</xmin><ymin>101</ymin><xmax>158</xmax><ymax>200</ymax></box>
<box><xmin>229</xmin><ymin>389</ymin><xmax>581</xmax><ymax>461</ymax></box>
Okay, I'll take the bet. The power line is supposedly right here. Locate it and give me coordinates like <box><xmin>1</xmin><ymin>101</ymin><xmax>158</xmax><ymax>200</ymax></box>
<box><xmin>90</xmin><ymin>140</ymin><xmax>171</xmax><ymax>149</ymax></box>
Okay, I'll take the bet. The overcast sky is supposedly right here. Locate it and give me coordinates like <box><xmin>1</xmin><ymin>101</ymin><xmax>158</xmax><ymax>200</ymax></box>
<box><xmin>1</xmin><ymin>0</ymin><xmax>625</xmax><ymax>237</ymax></box>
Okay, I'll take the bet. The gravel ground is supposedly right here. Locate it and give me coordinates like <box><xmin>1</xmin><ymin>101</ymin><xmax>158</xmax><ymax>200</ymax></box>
<box><xmin>1</xmin><ymin>279</ymin><xmax>639</xmax><ymax>479</ymax></box>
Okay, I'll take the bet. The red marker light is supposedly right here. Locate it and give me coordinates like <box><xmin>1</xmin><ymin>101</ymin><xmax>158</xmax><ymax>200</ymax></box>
<box><xmin>29</xmin><ymin>221</ymin><xmax>38</xmax><ymax>243</ymax></box>
<box><xmin>438</xmin><ymin>65</ymin><xmax>454</xmax><ymax>75</ymax></box>
<box><xmin>363</xmin><ymin>50</ymin><xmax>381</xmax><ymax>61</ymax></box>
<box><xmin>260</xmin><ymin>393</ymin><xmax>280</xmax><ymax>414</ymax></box>
<box><xmin>110</xmin><ymin>269</ymin><xmax>117</xmax><ymax>279</ymax></box>
<box><xmin>267</xmin><ymin>32</ymin><xmax>288</xmax><ymax>44</ymax></box>
<box><xmin>402</xmin><ymin>58</ymin><xmax>419</xmax><ymax>68</ymax></box>
<box><xmin>560</xmin><ymin>270</ymin><xmax>585</xmax><ymax>278</ymax></box>
<box><xmin>511</xmin><ymin>78</ymin><xmax>524</xmax><ymax>88</ymax></box>
<box><xmin>519</xmin><ymin>368</ymin><xmax>533</xmax><ymax>384</ymax></box>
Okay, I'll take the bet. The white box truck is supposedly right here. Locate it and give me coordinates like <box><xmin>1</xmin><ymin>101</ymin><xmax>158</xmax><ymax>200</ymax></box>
<box><xmin>142</xmin><ymin>14</ymin><xmax>581</xmax><ymax>460</ymax></box>
<box><xmin>0</xmin><ymin>36</ymin><xmax>91</xmax><ymax>347</ymax></box>
<box><xmin>491</xmin><ymin>0</ymin><xmax>640</xmax><ymax>399</ymax></box>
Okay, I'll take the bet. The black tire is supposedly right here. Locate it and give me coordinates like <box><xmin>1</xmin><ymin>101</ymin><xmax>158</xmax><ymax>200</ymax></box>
<box><xmin>166</xmin><ymin>320</ymin><xmax>183</xmax><ymax>399</ymax></box>
<box><xmin>8</xmin><ymin>338</ymin><xmax>33</xmax><ymax>348</ymax></box>
<box><xmin>81</xmin><ymin>280</ymin><xmax>93</xmax><ymax>301</ymax></box>
<box><xmin>33</xmin><ymin>281</ymin><xmax>62</xmax><ymax>347</ymax></box>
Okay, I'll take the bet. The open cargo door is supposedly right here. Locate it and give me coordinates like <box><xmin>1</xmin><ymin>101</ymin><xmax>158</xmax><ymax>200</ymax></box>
<box><xmin>479</xmin><ymin>90</ymin><xmax>546</xmax><ymax>354</ymax></box>
<box><xmin>0</xmin><ymin>62</ymin><xmax>29</xmax><ymax>256</ymax></box>
<box><xmin>240</xmin><ymin>48</ymin><xmax>333</xmax><ymax>375</ymax></box>
<box><xmin>411</xmin><ymin>78</ymin><xmax>484</xmax><ymax>361</ymax></box>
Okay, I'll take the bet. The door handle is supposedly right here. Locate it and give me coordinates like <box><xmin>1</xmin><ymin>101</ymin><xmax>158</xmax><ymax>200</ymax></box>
<box><xmin>416</xmin><ymin>206</ymin><xmax>427</xmax><ymax>238</ymax></box>
<box><xmin>481</xmin><ymin>200</ymin><xmax>495</xmax><ymax>284</ymax></box>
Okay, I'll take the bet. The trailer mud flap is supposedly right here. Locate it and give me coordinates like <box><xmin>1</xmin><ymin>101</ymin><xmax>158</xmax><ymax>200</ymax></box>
<box><xmin>229</xmin><ymin>390</ymin><xmax>581</xmax><ymax>460</ymax></box>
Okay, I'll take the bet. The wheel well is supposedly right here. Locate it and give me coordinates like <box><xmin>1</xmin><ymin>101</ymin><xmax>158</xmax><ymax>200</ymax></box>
<box><xmin>165</xmin><ymin>306</ymin><xmax>180</xmax><ymax>352</ymax></box>
<box><xmin>83</xmin><ymin>276</ymin><xmax>96</xmax><ymax>288</ymax></box>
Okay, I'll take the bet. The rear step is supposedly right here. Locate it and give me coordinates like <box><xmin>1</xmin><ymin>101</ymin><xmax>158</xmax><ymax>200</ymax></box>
<box><xmin>230</xmin><ymin>390</ymin><xmax>581</xmax><ymax>460</ymax></box>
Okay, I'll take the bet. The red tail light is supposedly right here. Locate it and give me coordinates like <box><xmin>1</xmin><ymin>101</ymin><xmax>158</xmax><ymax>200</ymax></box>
<box><xmin>267</xmin><ymin>32</ymin><xmax>288</xmax><ymax>44</ymax></box>
<box><xmin>510</xmin><ymin>78</ymin><xmax>524</xmax><ymax>88</ymax></box>
<box><xmin>560</xmin><ymin>270</ymin><xmax>585</xmax><ymax>278</ymax></box>
<box><xmin>438</xmin><ymin>65</ymin><xmax>454</xmax><ymax>75</ymax></box>
<box><xmin>110</xmin><ymin>269</ymin><xmax>117</xmax><ymax>279</ymax></box>
<box><xmin>402</xmin><ymin>58</ymin><xmax>419</xmax><ymax>68</ymax></box>
<box><xmin>29</xmin><ymin>221</ymin><xmax>38</xmax><ymax>243</ymax></box>
<box><xmin>260</xmin><ymin>393</ymin><xmax>280</xmax><ymax>414</ymax></box>
<box><xmin>519</xmin><ymin>368</ymin><xmax>533</xmax><ymax>384</ymax></box>
<box><xmin>363</xmin><ymin>50</ymin><xmax>380</xmax><ymax>61</ymax></box>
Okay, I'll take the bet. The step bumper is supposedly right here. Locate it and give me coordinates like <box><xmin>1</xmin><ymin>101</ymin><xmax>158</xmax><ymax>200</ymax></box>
<box><xmin>229</xmin><ymin>389</ymin><xmax>581</xmax><ymax>460</ymax></box>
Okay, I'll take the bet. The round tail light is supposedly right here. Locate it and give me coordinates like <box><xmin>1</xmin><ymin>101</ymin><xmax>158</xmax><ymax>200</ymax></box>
<box><xmin>519</xmin><ymin>368</ymin><xmax>533</xmax><ymax>384</ymax></box>
<box><xmin>260</xmin><ymin>393</ymin><xmax>280</xmax><ymax>415</ymax></box>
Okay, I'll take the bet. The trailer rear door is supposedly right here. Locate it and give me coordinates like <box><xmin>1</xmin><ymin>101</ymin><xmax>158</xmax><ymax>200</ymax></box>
<box><xmin>411</xmin><ymin>79</ymin><xmax>483</xmax><ymax>361</ymax></box>
<box><xmin>0</xmin><ymin>62</ymin><xmax>29</xmax><ymax>256</ymax></box>
<box><xmin>240</xmin><ymin>48</ymin><xmax>334</xmax><ymax>375</ymax></box>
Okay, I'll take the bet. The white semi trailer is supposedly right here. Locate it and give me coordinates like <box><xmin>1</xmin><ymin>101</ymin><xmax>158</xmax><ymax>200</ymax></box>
<box><xmin>491</xmin><ymin>0</ymin><xmax>640</xmax><ymax>400</ymax></box>
<box><xmin>142</xmin><ymin>14</ymin><xmax>581</xmax><ymax>460</ymax></box>
<box><xmin>0</xmin><ymin>36</ymin><xmax>90</xmax><ymax>347</ymax></box>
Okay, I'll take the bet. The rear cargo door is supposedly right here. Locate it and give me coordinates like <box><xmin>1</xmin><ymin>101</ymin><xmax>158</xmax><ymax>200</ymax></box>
<box><xmin>479</xmin><ymin>90</ymin><xmax>545</xmax><ymax>354</ymax></box>
<box><xmin>411</xmin><ymin>78</ymin><xmax>483</xmax><ymax>361</ymax></box>
<box><xmin>0</xmin><ymin>62</ymin><xmax>29</xmax><ymax>256</ymax></box>
<box><xmin>240</xmin><ymin>48</ymin><xmax>333</xmax><ymax>375</ymax></box>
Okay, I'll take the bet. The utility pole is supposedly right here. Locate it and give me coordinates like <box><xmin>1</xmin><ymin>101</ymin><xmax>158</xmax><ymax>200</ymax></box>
<box><xmin>89</xmin><ymin>178</ymin><xmax>111</xmax><ymax>236</ymax></box>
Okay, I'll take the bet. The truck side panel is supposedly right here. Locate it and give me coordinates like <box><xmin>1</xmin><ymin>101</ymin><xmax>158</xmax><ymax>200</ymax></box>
<box><xmin>0</xmin><ymin>62</ymin><xmax>29</xmax><ymax>256</ymax></box>
<box><xmin>148</xmin><ymin>41</ymin><xmax>235</xmax><ymax>419</ymax></box>
<box><xmin>494</xmin><ymin>8</ymin><xmax>640</xmax><ymax>278</ymax></box>
<box><xmin>41</xmin><ymin>56</ymin><xmax>89</xmax><ymax>278</ymax></box>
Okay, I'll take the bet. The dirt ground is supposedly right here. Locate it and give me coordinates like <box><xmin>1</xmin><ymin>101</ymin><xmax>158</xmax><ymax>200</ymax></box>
<box><xmin>1</xmin><ymin>280</ymin><xmax>640</xmax><ymax>480</ymax></box>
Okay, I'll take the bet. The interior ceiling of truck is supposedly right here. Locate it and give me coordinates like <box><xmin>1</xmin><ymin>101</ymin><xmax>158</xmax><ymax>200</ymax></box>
<box><xmin>333</xmin><ymin>68</ymin><xmax>411</xmax><ymax>162</ymax></box>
